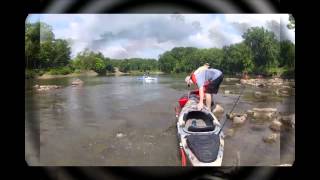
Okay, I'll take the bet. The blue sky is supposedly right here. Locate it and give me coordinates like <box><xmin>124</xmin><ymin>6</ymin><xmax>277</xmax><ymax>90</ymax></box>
<box><xmin>27</xmin><ymin>14</ymin><xmax>295</xmax><ymax>59</ymax></box>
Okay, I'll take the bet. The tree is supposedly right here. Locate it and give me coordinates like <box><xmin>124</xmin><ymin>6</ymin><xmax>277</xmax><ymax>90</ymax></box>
<box><xmin>26</xmin><ymin>21</ymin><xmax>71</xmax><ymax>69</ymax></box>
<box><xmin>242</xmin><ymin>27</ymin><xmax>280</xmax><ymax>75</ymax></box>
<box><xmin>52</xmin><ymin>39</ymin><xmax>71</xmax><ymax>67</ymax></box>
<box><xmin>222</xmin><ymin>43</ymin><xmax>254</xmax><ymax>74</ymax></box>
<box><xmin>279</xmin><ymin>40</ymin><xmax>295</xmax><ymax>68</ymax></box>
<box><xmin>92</xmin><ymin>58</ymin><xmax>107</xmax><ymax>75</ymax></box>
<box><xmin>25</xmin><ymin>22</ymin><xmax>40</xmax><ymax>69</ymax></box>
<box><xmin>159</xmin><ymin>52</ymin><xmax>176</xmax><ymax>73</ymax></box>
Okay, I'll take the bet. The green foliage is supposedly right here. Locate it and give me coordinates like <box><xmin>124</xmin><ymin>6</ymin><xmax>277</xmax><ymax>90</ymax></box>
<box><xmin>279</xmin><ymin>40</ymin><xmax>295</xmax><ymax>68</ymax></box>
<box><xmin>26</xmin><ymin>21</ymin><xmax>71</xmax><ymax>69</ymax></box>
<box><xmin>242</xmin><ymin>27</ymin><xmax>280</xmax><ymax>75</ymax></box>
<box><xmin>110</xmin><ymin>58</ymin><xmax>158</xmax><ymax>73</ymax></box>
<box><xmin>25</xmin><ymin>69</ymin><xmax>36</xmax><ymax>79</ymax></box>
<box><xmin>281</xmin><ymin>67</ymin><xmax>295</xmax><ymax>78</ymax></box>
<box><xmin>25</xmin><ymin>22</ymin><xmax>40</xmax><ymax>69</ymax></box>
<box><xmin>221</xmin><ymin>42</ymin><xmax>254</xmax><ymax>74</ymax></box>
<box><xmin>25</xmin><ymin>69</ymin><xmax>45</xmax><ymax>78</ymax></box>
<box><xmin>92</xmin><ymin>58</ymin><xmax>107</xmax><ymax>75</ymax></box>
<box><xmin>25</xmin><ymin>21</ymin><xmax>295</xmax><ymax>78</ymax></box>
<box><xmin>47</xmin><ymin>66</ymin><xmax>74</xmax><ymax>75</ymax></box>
<box><xmin>158</xmin><ymin>47</ymin><xmax>223</xmax><ymax>73</ymax></box>
<box><xmin>71</xmin><ymin>49</ymin><xmax>113</xmax><ymax>74</ymax></box>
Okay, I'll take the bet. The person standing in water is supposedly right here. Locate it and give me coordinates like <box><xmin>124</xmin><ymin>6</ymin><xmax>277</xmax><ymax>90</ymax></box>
<box><xmin>185</xmin><ymin>63</ymin><xmax>224</xmax><ymax>111</ymax></box>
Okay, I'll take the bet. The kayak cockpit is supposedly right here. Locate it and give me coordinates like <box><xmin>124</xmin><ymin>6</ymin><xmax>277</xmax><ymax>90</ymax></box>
<box><xmin>182</xmin><ymin>110</ymin><xmax>217</xmax><ymax>133</ymax></box>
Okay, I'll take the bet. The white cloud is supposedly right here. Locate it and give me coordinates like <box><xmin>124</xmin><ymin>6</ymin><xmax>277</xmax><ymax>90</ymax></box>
<box><xmin>36</xmin><ymin>14</ymin><xmax>295</xmax><ymax>59</ymax></box>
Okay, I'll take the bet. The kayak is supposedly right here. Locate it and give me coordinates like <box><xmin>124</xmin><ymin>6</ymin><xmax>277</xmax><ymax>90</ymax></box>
<box><xmin>137</xmin><ymin>76</ymin><xmax>158</xmax><ymax>82</ymax></box>
<box><xmin>175</xmin><ymin>92</ymin><xmax>224</xmax><ymax>166</ymax></box>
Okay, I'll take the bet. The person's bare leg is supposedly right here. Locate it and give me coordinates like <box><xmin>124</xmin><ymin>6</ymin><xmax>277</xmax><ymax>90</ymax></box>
<box><xmin>205</xmin><ymin>93</ymin><xmax>212</xmax><ymax>110</ymax></box>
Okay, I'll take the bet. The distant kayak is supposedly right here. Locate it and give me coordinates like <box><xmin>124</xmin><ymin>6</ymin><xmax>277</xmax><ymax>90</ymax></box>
<box><xmin>137</xmin><ymin>76</ymin><xmax>158</xmax><ymax>82</ymax></box>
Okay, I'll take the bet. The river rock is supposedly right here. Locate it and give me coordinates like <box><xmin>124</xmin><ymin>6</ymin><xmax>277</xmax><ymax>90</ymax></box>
<box><xmin>240</xmin><ymin>78</ymin><xmax>286</xmax><ymax>87</ymax></box>
<box><xmin>213</xmin><ymin>104</ymin><xmax>224</xmax><ymax>115</ymax></box>
<box><xmin>267</xmin><ymin>78</ymin><xmax>283</xmax><ymax>86</ymax></box>
<box><xmin>254</xmin><ymin>91</ymin><xmax>262</xmax><ymax>98</ymax></box>
<box><xmin>225</xmin><ymin>128</ymin><xmax>235</xmax><ymax>138</ymax></box>
<box><xmin>263</xmin><ymin>133</ymin><xmax>277</xmax><ymax>143</ymax></box>
<box><xmin>279</xmin><ymin>114</ymin><xmax>295</xmax><ymax>129</ymax></box>
<box><xmin>232</xmin><ymin>114</ymin><xmax>247</xmax><ymax>126</ymax></box>
<box><xmin>269</xmin><ymin>120</ymin><xmax>282</xmax><ymax>132</ymax></box>
<box><xmin>116</xmin><ymin>133</ymin><xmax>124</xmax><ymax>138</ymax></box>
<box><xmin>35</xmin><ymin>85</ymin><xmax>61</xmax><ymax>91</ymax></box>
<box><xmin>252</xmin><ymin>108</ymin><xmax>277</xmax><ymax>113</ymax></box>
<box><xmin>246</xmin><ymin>110</ymin><xmax>254</xmax><ymax>117</ymax></box>
<box><xmin>250</xmin><ymin>108</ymin><xmax>277</xmax><ymax>121</ymax></box>
<box><xmin>240</xmin><ymin>78</ymin><xmax>266</xmax><ymax>87</ymax></box>
<box><xmin>72</xmin><ymin>79</ymin><xmax>84</xmax><ymax>86</ymax></box>
<box><xmin>225</xmin><ymin>78</ymin><xmax>239</xmax><ymax>82</ymax></box>
<box><xmin>253</xmin><ymin>112</ymin><xmax>274</xmax><ymax>121</ymax></box>
<box><xmin>227</xmin><ymin>112</ymin><xmax>243</xmax><ymax>120</ymax></box>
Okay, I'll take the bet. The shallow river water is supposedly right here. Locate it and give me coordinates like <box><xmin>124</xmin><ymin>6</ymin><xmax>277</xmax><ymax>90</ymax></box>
<box><xmin>25</xmin><ymin>75</ymin><xmax>295</xmax><ymax>166</ymax></box>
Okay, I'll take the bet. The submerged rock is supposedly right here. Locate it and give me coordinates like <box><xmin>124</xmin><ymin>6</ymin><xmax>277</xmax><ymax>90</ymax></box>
<box><xmin>225</xmin><ymin>128</ymin><xmax>235</xmax><ymax>138</ymax></box>
<box><xmin>213</xmin><ymin>104</ymin><xmax>224</xmax><ymax>115</ymax></box>
<box><xmin>232</xmin><ymin>114</ymin><xmax>247</xmax><ymax>126</ymax></box>
<box><xmin>263</xmin><ymin>133</ymin><xmax>277</xmax><ymax>143</ymax></box>
<box><xmin>240</xmin><ymin>78</ymin><xmax>287</xmax><ymax>87</ymax></box>
<box><xmin>251</xmin><ymin>108</ymin><xmax>277</xmax><ymax>121</ymax></box>
<box><xmin>252</xmin><ymin>108</ymin><xmax>277</xmax><ymax>112</ymax></box>
<box><xmin>225</xmin><ymin>78</ymin><xmax>239</xmax><ymax>82</ymax></box>
<box><xmin>254</xmin><ymin>91</ymin><xmax>262</xmax><ymax>98</ymax></box>
<box><xmin>72</xmin><ymin>79</ymin><xmax>84</xmax><ymax>86</ymax></box>
<box><xmin>269</xmin><ymin>120</ymin><xmax>282</xmax><ymax>132</ymax></box>
<box><xmin>275</xmin><ymin>88</ymin><xmax>291</xmax><ymax>97</ymax></box>
<box><xmin>278</xmin><ymin>114</ymin><xmax>295</xmax><ymax>129</ymax></box>
<box><xmin>267</xmin><ymin>78</ymin><xmax>284</xmax><ymax>86</ymax></box>
<box><xmin>246</xmin><ymin>110</ymin><xmax>254</xmax><ymax>117</ymax></box>
<box><xmin>240</xmin><ymin>78</ymin><xmax>266</xmax><ymax>87</ymax></box>
<box><xmin>116</xmin><ymin>133</ymin><xmax>124</xmax><ymax>138</ymax></box>
<box><xmin>34</xmin><ymin>85</ymin><xmax>61</xmax><ymax>91</ymax></box>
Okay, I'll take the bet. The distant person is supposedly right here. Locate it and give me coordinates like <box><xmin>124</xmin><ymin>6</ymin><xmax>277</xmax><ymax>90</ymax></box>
<box><xmin>185</xmin><ymin>63</ymin><xmax>223</xmax><ymax>111</ymax></box>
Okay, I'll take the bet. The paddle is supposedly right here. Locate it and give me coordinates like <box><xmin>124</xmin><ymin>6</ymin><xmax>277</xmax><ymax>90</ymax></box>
<box><xmin>218</xmin><ymin>84</ymin><xmax>246</xmax><ymax>135</ymax></box>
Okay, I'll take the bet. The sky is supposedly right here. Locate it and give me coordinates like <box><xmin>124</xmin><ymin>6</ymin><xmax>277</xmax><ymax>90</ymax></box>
<box><xmin>27</xmin><ymin>14</ymin><xmax>295</xmax><ymax>59</ymax></box>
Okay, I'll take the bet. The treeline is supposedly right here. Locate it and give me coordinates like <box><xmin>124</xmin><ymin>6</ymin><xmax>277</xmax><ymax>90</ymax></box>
<box><xmin>159</xmin><ymin>27</ymin><xmax>295</xmax><ymax>77</ymax></box>
<box><xmin>110</xmin><ymin>58</ymin><xmax>158</xmax><ymax>73</ymax></box>
<box><xmin>25</xmin><ymin>22</ymin><xmax>71</xmax><ymax>71</ymax></box>
<box><xmin>26</xmin><ymin>21</ymin><xmax>294</xmax><ymax>78</ymax></box>
<box><xmin>25</xmin><ymin>22</ymin><xmax>158</xmax><ymax>78</ymax></box>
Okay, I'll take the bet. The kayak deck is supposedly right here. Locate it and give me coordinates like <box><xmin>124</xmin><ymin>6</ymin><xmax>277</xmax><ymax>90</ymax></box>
<box><xmin>186</xmin><ymin>134</ymin><xmax>220</xmax><ymax>163</ymax></box>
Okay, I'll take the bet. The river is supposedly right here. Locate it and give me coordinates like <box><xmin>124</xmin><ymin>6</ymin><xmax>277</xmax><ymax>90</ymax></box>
<box><xmin>25</xmin><ymin>75</ymin><xmax>295</xmax><ymax>166</ymax></box>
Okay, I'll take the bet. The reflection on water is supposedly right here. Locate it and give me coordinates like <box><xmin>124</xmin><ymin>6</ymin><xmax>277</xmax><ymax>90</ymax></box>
<box><xmin>25</xmin><ymin>75</ymin><xmax>294</xmax><ymax>166</ymax></box>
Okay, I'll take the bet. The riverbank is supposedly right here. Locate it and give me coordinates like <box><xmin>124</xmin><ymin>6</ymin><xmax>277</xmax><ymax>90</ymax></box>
<box><xmin>30</xmin><ymin>67</ymin><xmax>165</xmax><ymax>80</ymax></box>
<box><xmin>37</xmin><ymin>70</ymin><xmax>98</xmax><ymax>80</ymax></box>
